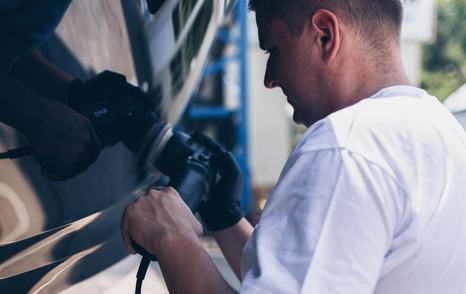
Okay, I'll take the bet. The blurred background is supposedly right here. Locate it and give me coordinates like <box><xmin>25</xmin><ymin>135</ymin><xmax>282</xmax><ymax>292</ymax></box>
<box><xmin>0</xmin><ymin>0</ymin><xmax>465</xmax><ymax>293</ymax></box>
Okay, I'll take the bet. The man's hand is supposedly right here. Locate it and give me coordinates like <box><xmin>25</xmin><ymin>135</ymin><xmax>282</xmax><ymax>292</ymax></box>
<box><xmin>121</xmin><ymin>187</ymin><xmax>203</xmax><ymax>256</ymax></box>
<box><xmin>23</xmin><ymin>98</ymin><xmax>101</xmax><ymax>181</ymax></box>
<box><xmin>192</xmin><ymin>133</ymin><xmax>244</xmax><ymax>231</ymax></box>
<box><xmin>121</xmin><ymin>187</ymin><xmax>236</xmax><ymax>294</ymax></box>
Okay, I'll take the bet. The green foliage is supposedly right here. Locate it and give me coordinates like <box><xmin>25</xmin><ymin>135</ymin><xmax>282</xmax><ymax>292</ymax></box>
<box><xmin>421</xmin><ymin>0</ymin><xmax>466</xmax><ymax>101</ymax></box>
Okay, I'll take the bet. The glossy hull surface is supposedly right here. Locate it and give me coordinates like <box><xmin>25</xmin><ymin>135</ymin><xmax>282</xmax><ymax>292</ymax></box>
<box><xmin>0</xmin><ymin>0</ymin><xmax>229</xmax><ymax>292</ymax></box>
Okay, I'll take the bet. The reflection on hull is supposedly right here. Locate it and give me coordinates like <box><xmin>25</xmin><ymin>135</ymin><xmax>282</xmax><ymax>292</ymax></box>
<box><xmin>146</xmin><ymin>0</ymin><xmax>225</xmax><ymax>123</ymax></box>
<box><xmin>0</xmin><ymin>193</ymin><xmax>140</xmax><ymax>293</ymax></box>
<box><xmin>0</xmin><ymin>0</ymin><xmax>229</xmax><ymax>292</ymax></box>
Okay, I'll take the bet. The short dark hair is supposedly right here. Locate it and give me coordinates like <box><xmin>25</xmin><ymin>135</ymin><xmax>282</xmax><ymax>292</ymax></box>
<box><xmin>249</xmin><ymin>0</ymin><xmax>403</xmax><ymax>41</ymax></box>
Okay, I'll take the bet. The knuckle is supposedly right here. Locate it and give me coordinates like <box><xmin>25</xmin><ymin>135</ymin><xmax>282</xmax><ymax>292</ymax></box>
<box><xmin>146</xmin><ymin>188</ymin><xmax>157</xmax><ymax>195</ymax></box>
<box><xmin>147</xmin><ymin>189</ymin><xmax>160</xmax><ymax>199</ymax></box>
<box><xmin>165</xmin><ymin>186</ymin><xmax>177</xmax><ymax>194</ymax></box>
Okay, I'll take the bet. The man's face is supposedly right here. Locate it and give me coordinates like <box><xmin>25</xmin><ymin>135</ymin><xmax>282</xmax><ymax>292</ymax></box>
<box><xmin>256</xmin><ymin>10</ymin><xmax>335</xmax><ymax>127</ymax></box>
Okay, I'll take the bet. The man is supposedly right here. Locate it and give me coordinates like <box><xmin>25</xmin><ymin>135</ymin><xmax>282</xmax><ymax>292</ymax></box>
<box><xmin>121</xmin><ymin>0</ymin><xmax>466</xmax><ymax>293</ymax></box>
<box><xmin>0</xmin><ymin>0</ymin><xmax>165</xmax><ymax>180</ymax></box>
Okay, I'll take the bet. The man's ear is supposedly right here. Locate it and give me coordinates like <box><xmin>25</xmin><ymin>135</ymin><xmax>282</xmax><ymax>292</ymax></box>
<box><xmin>311</xmin><ymin>9</ymin><xmax>341</xmax><ymax>62</ymax></box>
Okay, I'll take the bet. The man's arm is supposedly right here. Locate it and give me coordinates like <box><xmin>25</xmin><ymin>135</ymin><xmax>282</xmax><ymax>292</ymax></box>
<box><xmin>156</xmin><ymin>233</ymin><xmax>236</xmax><ymax>294</ymax></box>
<box><xmin>212</xmin><ymin>217</ymin><xmax>253</xmax><ymax>279</ymax></box>
<box><xmin>189</xmin><ymin>133</ymin><xmax>251</xmax><ymax>278</ymax></box>
<box><xmin>9</xmin><ymin>49</ymin><xmax>73</xmax><ymax>103</ymax></box>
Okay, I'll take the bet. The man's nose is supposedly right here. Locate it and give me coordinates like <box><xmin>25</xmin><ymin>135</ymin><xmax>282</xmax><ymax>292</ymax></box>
<box><xmin>264</xmin><ymin>62</ymin><xmax>279</xmax><ymax>89</ymax></box>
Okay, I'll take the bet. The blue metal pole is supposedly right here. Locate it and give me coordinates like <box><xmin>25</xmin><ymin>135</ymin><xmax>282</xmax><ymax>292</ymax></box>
<box><xmin>237</xmin><ymin>0</ymin><xmax>251</xmax><ymax>216</ymax></box>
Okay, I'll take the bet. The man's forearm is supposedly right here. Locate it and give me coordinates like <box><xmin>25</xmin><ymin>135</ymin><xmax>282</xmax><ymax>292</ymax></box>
<box><xmin>212</xmin><ymin>218</ymin><xmax>254</xmax><ymax>279</ymax></box>
<box><xmin>154</xmin><ymin>234</ymin><xmax>237</xmax><ymax>294</ymax></box>
<box><xmin>0</xmin><ymin>50</ymin><xmax>75</xmax><ymax>132</ymax></box>
<box><xmin>9</xmin><ymin>49</ymin><xmax>72</xmax><ymax>103</ymax></box>
<box><xmin>0</xmin><ymin>73</ymin><xmax>46</xmax><ymax>132</ymax></box>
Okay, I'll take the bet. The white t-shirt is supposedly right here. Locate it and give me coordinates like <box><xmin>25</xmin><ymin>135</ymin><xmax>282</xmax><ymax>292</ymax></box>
<box><xmin>240</xmin><ymin>86</ymin><xmax>466</xmax><ymax>294</ymax></box>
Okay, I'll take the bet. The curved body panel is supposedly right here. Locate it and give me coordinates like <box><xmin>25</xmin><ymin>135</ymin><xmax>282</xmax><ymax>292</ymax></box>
<box><xmin>0</xmin><ymin>0</ymin><xmax>230</xmax><ymax>292</ymax></box>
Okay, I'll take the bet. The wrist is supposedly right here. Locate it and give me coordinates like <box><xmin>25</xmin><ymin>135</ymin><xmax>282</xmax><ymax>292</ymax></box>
<box><xmin>200</xmin><ymin>208</ymin><xmax>244</xmax><ymax>232</ymax></box>
<box><xmin>151</xmin><ymin>231</ymin><xmax>203</xmax><ymax>255</ymax></box>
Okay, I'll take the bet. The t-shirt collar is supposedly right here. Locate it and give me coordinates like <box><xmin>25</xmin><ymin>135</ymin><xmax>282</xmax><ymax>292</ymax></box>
<box><xmin>369</xmin><ymin>85</ymin><xmax>428</xmax><ymax>99</ymax></box>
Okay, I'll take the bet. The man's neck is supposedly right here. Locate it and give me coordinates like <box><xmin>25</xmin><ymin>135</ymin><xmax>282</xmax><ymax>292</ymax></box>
<box><xmin>333</xmin><ymin>46</ymin><xmax>411</xmax><ymax>109</ymax></box>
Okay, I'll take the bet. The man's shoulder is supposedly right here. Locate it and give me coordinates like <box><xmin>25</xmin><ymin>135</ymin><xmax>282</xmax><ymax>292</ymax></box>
<box><xmin>296</xmin><ymin>94</ymin><xmax>412</xmax><ymax>153</ymax></box>
<box><xmin>297</xmin><ymin>88</ymin><xmax>457</xmax><ymax>168</ymax></box>
<box><xmin>294</xmin><ymin>118</ymin><xmax>342</xmax><ymax>153</ymax></box>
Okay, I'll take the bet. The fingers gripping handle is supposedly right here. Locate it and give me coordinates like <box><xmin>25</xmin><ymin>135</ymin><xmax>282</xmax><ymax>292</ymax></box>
<box><xmin>130</xmin><ymin>157</ymin><xmax>215</xmax><ymax>257</ymax></box>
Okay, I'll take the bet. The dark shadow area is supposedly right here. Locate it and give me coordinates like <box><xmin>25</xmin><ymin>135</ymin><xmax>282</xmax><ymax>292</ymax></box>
<box><xmin>0</xmin><ymin>1</ymin><xmax>144</xmax><ymax>291</ymax></box>
<box><xmin>0</xmin><ymin>0</ymin><xmax>227</xmax><ymax>291</ymax></box>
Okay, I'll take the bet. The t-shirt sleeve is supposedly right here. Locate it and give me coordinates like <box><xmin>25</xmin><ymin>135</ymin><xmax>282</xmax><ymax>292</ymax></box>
<box><xmin>241</xmin><ymin>148</ymin><xmax>408</xmax><ymax>293</ymax></box>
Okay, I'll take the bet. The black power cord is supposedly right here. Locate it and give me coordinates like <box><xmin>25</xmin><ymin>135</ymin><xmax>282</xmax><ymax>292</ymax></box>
<box><xmin>136</xmin><ymin>256</ymin><xmax>152</xmax><ymax>294</ymax></box>
<box><xmin>0</xmin><ymin>146</ymin><xmax>33</xmax><ymax>159</ymax></box>
<box><xmin>132</xmin><ymin>240</ymin><xmax>158</xmax><ymax>294</ymax></box>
